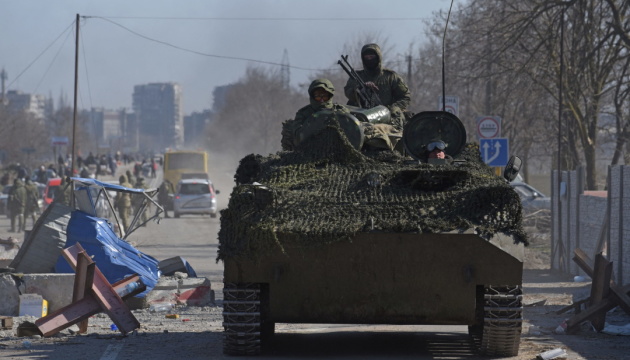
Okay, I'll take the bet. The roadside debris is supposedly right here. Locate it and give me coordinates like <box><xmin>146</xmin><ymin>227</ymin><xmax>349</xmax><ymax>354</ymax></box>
<box><xmin>601</xmin><ymin>322</ymin><xmax>630</xmax><ymax>335</ymax></box>
<box><xmin>537</xmin><ymin>348</ymin><xmax>568</xmax><ymax>359</ymax></box>
<box><xmin>525</xmin><ymin>299</ymin><xmax>547</xmax><ymax>307</ymax></box>
<box><xmin>35</xmin><ymin>243</ymin><xmax>145</xmax><ymax>337</ymax></box>
<box><xmin>567</xmin><ymin>249</ymin><xmax>630</xmax><ymax>333</ymax></box>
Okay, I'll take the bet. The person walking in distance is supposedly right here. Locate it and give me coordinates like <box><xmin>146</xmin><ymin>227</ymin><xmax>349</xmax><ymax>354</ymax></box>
<box><xmin>8</xmin><ymin>178</ymin><xmax>27</xmax><ymax>232</ymax></box>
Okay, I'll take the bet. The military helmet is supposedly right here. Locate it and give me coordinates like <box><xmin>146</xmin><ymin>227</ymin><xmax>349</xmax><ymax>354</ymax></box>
<box><xmin>308</xmin><ymin>78</ymin><xmax>335</xmax><ymax>98</ymax></box>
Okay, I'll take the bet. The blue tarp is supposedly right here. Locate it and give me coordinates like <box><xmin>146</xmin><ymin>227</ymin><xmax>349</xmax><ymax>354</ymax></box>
<box><xmin>55</xmin><ymin>210</ymin><xmax>160</xmax><ymax>297</ymax></box>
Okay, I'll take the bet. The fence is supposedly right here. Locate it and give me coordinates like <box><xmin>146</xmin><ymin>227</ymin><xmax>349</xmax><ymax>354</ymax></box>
<box><xmin>551</xmin><ymin>166</ymin><xmax>630</xmax><ymax>284</ymax></box>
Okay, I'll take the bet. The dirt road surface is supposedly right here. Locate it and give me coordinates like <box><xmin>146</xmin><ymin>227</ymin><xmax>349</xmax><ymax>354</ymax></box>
<box><xmin>0</xmin><ymin>170</ymin><xmax>628</xmax><ymax>359</ymax></box>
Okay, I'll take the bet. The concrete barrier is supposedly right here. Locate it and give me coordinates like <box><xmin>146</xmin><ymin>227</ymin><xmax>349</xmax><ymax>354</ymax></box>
<box><xmin>0</xmin><ymin>274</ymin><xmax>74</xmax><ymax>316</ymax></box>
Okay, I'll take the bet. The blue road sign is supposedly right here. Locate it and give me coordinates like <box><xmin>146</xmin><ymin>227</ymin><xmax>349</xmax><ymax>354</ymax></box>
<box><xmin>480</xmin><ymin>138</ymin><xmax>509</xmax><ymax>167</ymax></box>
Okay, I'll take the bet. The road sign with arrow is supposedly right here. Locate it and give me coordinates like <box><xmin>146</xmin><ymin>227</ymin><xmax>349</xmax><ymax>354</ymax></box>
<box><xmin>480</xmin><ymin>138</ymin><xmax>509</xmax><ymax>167</ymax></box>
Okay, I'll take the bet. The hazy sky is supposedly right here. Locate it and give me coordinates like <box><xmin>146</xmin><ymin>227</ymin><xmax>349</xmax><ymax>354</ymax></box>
<box><xmin>1</xmin><ymin>0</ymin><xmax>453</xmax><ymax>114</ymax></box>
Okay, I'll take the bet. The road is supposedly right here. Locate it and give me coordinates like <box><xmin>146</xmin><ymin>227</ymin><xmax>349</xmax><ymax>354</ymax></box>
<box><xmin>1</xmin><ymin>170</ymin><xmax>629</xmax><ymax>359</ymax></box>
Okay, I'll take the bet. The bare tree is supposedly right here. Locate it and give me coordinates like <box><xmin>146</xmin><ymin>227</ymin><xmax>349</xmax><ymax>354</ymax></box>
<box><xmin>205</xmin><ymin>66</ymin><xmax>303</xmax><ymax>159</ymax></box>
<box><xmin>422</xmin><ymin>0</ymin><xmax>629</xmax><ymax>189</ymax></box>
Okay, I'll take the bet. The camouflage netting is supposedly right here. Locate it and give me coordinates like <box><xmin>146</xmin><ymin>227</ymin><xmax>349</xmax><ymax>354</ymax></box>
<box><xmin>218</xmin><ymin>121</ymin><xmax>527</xmax><ymax>261</ymax></box>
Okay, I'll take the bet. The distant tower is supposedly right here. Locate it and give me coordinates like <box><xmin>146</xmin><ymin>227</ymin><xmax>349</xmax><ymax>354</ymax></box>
<box><xmin>280</xmin><ymin>49</ymin><xmax>290</xmax><ymax>89</ymax></box>
<box><xmin>0</xmin><ymin>68</ymin><xmax>7</xmax><ymax>104</ymax></box>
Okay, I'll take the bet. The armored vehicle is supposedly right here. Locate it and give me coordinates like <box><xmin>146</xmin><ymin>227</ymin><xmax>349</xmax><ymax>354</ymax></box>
<box><xmin>218</xmin><ymin>111</ymin><xmax>526</xmax><ymax>356</ymax></box>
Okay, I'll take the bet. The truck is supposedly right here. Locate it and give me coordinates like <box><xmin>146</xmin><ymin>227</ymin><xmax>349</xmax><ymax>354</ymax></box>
<box><xmin>162</xmin><ymin>150</ymin><xmax>209</xmax><ymax>186</ymax></box>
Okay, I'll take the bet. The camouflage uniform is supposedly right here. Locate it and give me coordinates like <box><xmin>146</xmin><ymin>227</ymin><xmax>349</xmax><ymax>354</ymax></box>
<box><xmin>133</xmin><ymin>177</ymin><xmax>149</xmax><ymax>225</ymax></box>
<box><xmin>116</xmin><ymin>175</ymin><xmax>133</xmax><ymax>232</ymax></box>
<box><xmin>8</xmin><ymin>179</ymin><xmax>27</xmax><ymax>232</ymax></box>
<box><xmin>158</xmin><ymin>180</ymin><xmax>174</xmax><ymax>218</ymax></box>
<box><xmin>281</xmin><ymin>79</ymin><xmax>349</xmax><ymax>151</ymax></box>
<box><xmin>343</xmin><ymin>43</ymin><xmax>411</xmax><ymax>130</ymax></box>
<box><xmin>24</xmin><ymin>178</ymin><xmax>40</xmax><ymax>228</ymax></box>
<box><xmin>54</xmin><ymin>177</ymin><xmax>72</xmax><ymax>206</ymax></box>
<box><xmin>126</xmin><ymin>170</ymin><xmax>136</xmax><ymax>188</ymax></box>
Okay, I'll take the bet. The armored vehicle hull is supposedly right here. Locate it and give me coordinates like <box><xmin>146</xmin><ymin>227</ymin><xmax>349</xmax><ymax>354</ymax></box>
<box><xmin>219</xmin><ymin>111</ymin><xmax>526</xmax><ymax>356</ymax></box>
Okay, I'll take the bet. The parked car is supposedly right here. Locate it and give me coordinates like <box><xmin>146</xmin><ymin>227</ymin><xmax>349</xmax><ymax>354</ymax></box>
<box><xmin>510</xmin><ymin>181</ymin><xmax>550</xmax><ymax>212</ymax></box>
<box><xmin>43</xmin><ymin>178</ymin><xmax>62</xmax><ymax>211</ymax></box>
<box><xmin>511</xmin><ymin>181</ymin><xmax>551</xmax><ymax>230</ymax></box>
<box><xmin>173</xmin><ymin>179</ymin><xmax>219</xmax><ymax>218</ymax></box>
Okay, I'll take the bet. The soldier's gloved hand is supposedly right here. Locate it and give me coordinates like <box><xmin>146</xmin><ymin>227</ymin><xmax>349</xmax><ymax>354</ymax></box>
<box><xmin>365</xmin><ymin>82</ymin><xmax>379</xmax><ymax>91</ymax></box>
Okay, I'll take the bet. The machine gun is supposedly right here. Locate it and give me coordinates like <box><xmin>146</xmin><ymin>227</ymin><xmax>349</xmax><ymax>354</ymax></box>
<box><xmin>338</xmin><ymin>55</ymin><xmax>382</xmax><ymax>109</ymax></box>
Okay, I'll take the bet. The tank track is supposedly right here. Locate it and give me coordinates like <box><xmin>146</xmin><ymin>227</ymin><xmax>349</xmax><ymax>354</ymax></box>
<box><xmin>222</xmin><ymin>282</ymin><xmax>262</xmax><ymax>355</ymax></box>
<box><xmin>479</xmin><ymin>285</ymin><xmax>523</xmax><ymax>356</ymax></box>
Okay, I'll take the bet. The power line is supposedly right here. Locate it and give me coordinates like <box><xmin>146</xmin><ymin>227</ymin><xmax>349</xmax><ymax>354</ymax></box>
<box><xmin>33</xmin><ymin>24</ymin><xmax>74</xmax><ymax>94</ymax></box>
<box><xmin>89</xmin><ymin>16</ymin><xmax>432</xmax><ymax>21</ymax></box>
<box><xmin>8</xmin><ymin>21</ymin><xmax>75</xmax><ymax>89</ymax></box>
<box><xmin>88</xmin><ymin>16</ymin><xmax>332</xmax><ymax>71</ymax></box>
<box><xmin>80</xmin><ymin>17</ymin><xmax>94</xmax><ymax>110</ymax></box>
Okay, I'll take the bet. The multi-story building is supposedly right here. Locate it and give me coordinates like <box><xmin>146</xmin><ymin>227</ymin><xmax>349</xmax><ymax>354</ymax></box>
<box><xmin>5</xmin><ymin>90</ymin><xmax>47</xmax><ymax>120</ymax></box>
<box><xmin>132</xmin><ymin>83</ymin><xmax>183</xmax><ymax>151</ymax></box>
<box><xmin>183</xmin><ymin>110</ymin><xmax>212</xmax><ymax>147</ymax></box>
<box><xmin>87</xmin><ymin>108</ymin><xmax>138</xmax><ymax>152</ymax></box>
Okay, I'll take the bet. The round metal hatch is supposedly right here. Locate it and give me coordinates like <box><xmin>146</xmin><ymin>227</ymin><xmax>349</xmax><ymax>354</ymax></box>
<box><xmin>402</xmin><ymin>111</ymin><xmax>467</xmax><ymax>160</ymax></box>
<box><xmin>296</xmin><ymin>110</ymin><xmax>364</xmax><ymax>150</ymax></box>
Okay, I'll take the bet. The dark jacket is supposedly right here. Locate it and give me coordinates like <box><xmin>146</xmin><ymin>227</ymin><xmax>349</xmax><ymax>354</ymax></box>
<box><xmin>343</xmin><ymin>43</ymin><xmax>411</xmax><ymax>129</ymax></box>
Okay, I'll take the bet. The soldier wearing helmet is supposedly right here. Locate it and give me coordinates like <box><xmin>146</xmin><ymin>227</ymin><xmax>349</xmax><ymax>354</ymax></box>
<box><xmin>281</xmin><ymin>78</ymin><xmax>349</xmax><ymax>151</ymax></box>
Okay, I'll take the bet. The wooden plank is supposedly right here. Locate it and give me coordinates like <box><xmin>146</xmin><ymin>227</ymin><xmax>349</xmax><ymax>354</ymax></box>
<box><xmin>610</xmin><ymin>284</ymin><xmax>630</xmax><ymax>315</ymax></box>
<box><xmin>35</xmin><ymin>274</ymin><xmax>144</xmax><ymax>337</ymax></box>
<box><xmin>573</xmin><ymin>248</ymin><xmax>594</xmax><ymax>277</ymax></box>
<box><xmin>589</xmin><ymin>254</ymin><xmax>613</xmax><ymax>331</ymax></box>
<box><xmin>566</xmin><ymin>297</ymin><xmax>616</xmax><ymax>333</ymax></box>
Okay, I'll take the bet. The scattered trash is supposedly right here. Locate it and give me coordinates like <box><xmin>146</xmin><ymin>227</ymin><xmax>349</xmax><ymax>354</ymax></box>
<box><xmin>17</xmin><ymin>321</ymin><xmax>42</xmax><ymax>337</ymax></box>
<box><xmin>165</xmin><ymin>314</ymin><xmax>179</xmax><ymax>319</ymax></box>
<box><xmin>573</xmin><ymin>275</ymin><xmax>589</xmax><ymax>282</ymax></box>
<box><xmin>525</xmin><ymin>299</ymin><xmax>547</xmax><ymax>307</ymax></box>
<box><xmin>537</xmin><ymin>348</ymin><xmax>567</xmax><ymax>359</ymax></box>
<box><xmin>116</xmin><ymin>280</ymin><xmax>142</xmax><ymax>298</ymax></box>
<box><xmin>149</xmin><ymin>303</ymin><xmax>173</xmax><ymax>312</ymax></box>
<box><xmin>110</xmin><ymin>324</ymin><xmax>118</xmax><ymax>331</ymax></box>
<box><xmin>528</xmin><ymin>325</ymin><xmax>542</xmax><ymax>335</ymax></box>
<box><xmin>0</xmin><ymin>316</ymin><xmax>13</xmax><ymax>330</ymax></box>
<box><xmin>601</xmin><ymin>322</ymin><xmax>630</xmax><ymax>335</ymax></box>
<box><xmin>22</xmin><ymin>340</ymin><xmax>32</xmax><ymax>349</ymax></box>
<box><xmin>554</xmin><ymin>319</ymin><xmax>568</xmax><ymax>334</ymax></box>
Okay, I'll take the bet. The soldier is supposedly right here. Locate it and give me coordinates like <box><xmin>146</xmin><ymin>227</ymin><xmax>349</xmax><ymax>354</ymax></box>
<box><xmin>54</xmin><ymin>177</ymin><xmax>72</xmax><ymax>206</ymax></box>
<box><xmin>343</xmin><ymin>43</ymin><xmax>411</xmax><ymax>130</ymax></box>
<box><xmin>133</xmin><ymin>177</ymin><xmax>149</xmax><ymax>225</ymax></box>
<box><xmin>281</xmin><ymin>78</ymin><xmax>349</xmax><ymax>151</ymax></box>
<box><xmin>158</xmin><ymin>180</ymin><xmax>174</xmax><ymax>218</ymax></box>
<box><xmin>116</xmin><ymin>175</ymin><xmax>133</xmax><ymax>232</ymax></box>
<box><xmin>23</xmin><ymin>178</ymin><xmax>40</xmax><ymax>229</ymax></box>
<box><xmin>126</xmin><ymin>170</ymin><xmax>136</xmax><ymax>188</ymax></box>
<box><xmin>421</xmin><ymin>139</ymin><xmax>453</xmax><ymax>164</ymax></box>
<box><xmin>8</xmin><ymin>178</ymin><xmax>27</xmax><ymax>232</ymax></box>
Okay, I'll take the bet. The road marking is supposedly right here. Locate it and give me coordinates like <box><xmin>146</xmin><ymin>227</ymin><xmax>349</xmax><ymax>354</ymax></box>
<box><xmin>100</xmin><ymin>343</ymin><xmax>124</xmax><ymax>360</ymax></box>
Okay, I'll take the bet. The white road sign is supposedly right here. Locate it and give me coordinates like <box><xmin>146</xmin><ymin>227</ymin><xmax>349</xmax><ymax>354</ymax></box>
<box><xmin>438</xmin><ymin>95</ymin><xmax>459</xmax><ymax>116</ymax></box>
<box><xmin>476</xmin><ymin>116</ymin><xmax>502</xmax><ymax>139</ymax></box>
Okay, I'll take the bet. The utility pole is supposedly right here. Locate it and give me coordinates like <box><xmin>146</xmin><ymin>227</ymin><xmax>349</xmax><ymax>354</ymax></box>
<box><xmin>485</xmin><ymin>31</ymin><xmax>493</xmax><ymax>115</ymax></box>
<box><xmin>280</xmin><ymin>49</ymin><xmax>290</xmax><ymax>89</ymax></box>
<box><xmin>0</xmin><ymin>68</ymin><xmax>7</xmax><ymax>105</ymax></box>
<box><xmin>71</xmin><ymin>14</ymin><xmax>80</xmax><ymax>179</ymax></box>
<box><xmin>406</xmin><ymin>54</ymin><xmax>412</xmax><ymax>89</ymax></box>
